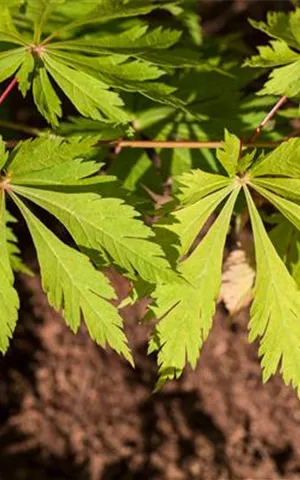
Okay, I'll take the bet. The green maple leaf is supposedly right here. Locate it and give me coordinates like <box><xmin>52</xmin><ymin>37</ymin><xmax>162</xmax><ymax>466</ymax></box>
<box><xmin>4</xmin><ymin>136</ymin><xmax>178</xmax><ymax>285</ymax></box>
<box><xmin>246</xmin><ymin>9</ymin><xmax>300</xmax><ymax>102</ymax></box>
<box><xmin>0</xmin><ymin>1</ymin><xmax>193</xmax><ymax>126</ymax></box>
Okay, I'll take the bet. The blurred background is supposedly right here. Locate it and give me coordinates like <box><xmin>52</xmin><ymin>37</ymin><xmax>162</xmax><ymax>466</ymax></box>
<box><xmin>0</xmin><ymin>1</ymin><xmax>299</xmax><ymax>479</ymax></box>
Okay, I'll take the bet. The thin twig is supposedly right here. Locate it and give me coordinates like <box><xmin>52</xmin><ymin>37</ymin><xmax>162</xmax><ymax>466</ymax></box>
<box><xmin>0</xmin><ymin>78</ymin><xmax>18</xmax><ymax>106</ymax></box>
<box><xmin>102</xmin><ymin>139</ymin><xmax>283</xmax><ymax>149</ymax></box>
<box><xmin>248</xmin><ymin>95</ymin><xmax>288</xmax><ymax>143</ymax></box>
<box><xmin>4</xmin><ymin>138</ymin><xmax>284</xmax><ymax>150</ymax></box>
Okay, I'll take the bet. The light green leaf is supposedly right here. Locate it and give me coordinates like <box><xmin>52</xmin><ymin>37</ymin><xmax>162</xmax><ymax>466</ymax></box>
<box><xmin>0</xmin><ymin>137</ymin><xmax>9</xmax><ymax>170</ymax></box>
<box><xmin>150</xmin><ymin>189</ymin><xmax>239</xmax><ymax>388</ymax></box>
<box><xmin>0</xmin><ymin>48</ymin><xmax>26</xmax><ymax>83</ymax></box>
<box><xmin>6</xmin><ymin>212</ymin><xmax>33</xmax><ymax>275</ymax></box>
<box><xmin>45</xmin><ymin>49</ymin><xmax>187</xmax><ymax>111</ymax></box>
<box><xmin>49</xmin><ymin>0</ymin><xmax>179</xmax><ymax>34</ymax></box>
<box><xmin>0</xmin><ymin>192</ymin><xmax>19</xmax><ymax>353</ymax></box>
<box><xmin>50</xmin><ymin>26</ymin><xmax>181</xmax><ymax>54</ymax></box>
<box><xmin>250</xmin><ymin>138</ymin><xmax>300</xmax><ymax>177</ymax></box>
<box><xmin>12</xmin><ymin>193</ymin><xmax>132</xmax><ymax>362</ymax></box>
<box><xmin>247</xmin><ymin>11</ymin><xmax>300</xmax><ymax>100</ymax></box>
<box><xmin>44</xmin><ymin>55</ymin><xmax>129</xmax><ymax>123</ymax></box>
<box><xmin>249</xmin><ymin>12</ymin><xmax>300</xmax><ymax>50</ymax></box>
<box><xmin>7</xmin><ymin>135</ymin><xmax>98</xmax><ymax>176</ymax></box>
<box><xmin>16</xmin><ymin>51</ymin><xmax>35</xmax><ymax>96</ymax></box>
<box><xmin>11</xmin><ymin>186</ymin><xmax>179</xmax><ymax>284</ymax></box>
<box><xmin>0</xmin><ymin>8</ymin><xmax>29</xmax><ymax>45</ymax></box>
<box><xmin>26</xmin><ymin>0</ymin><xmax>64</xmax><ymax>43</ymax></box>
<box><xmin>56</xmin><ymin>117</ymin><xmax>126</xmax><ymax>139</ymax></box>
<box><xmin>250</xmin><ymin>183</ymin><xmax>300</xmax><ymax>233</ymax></box>
<box><xmin>138</xmin><ymin>48</ymin><xmax>204</xmax><ymax>68</ymax></box>
<box><xmin>259</xmin><ymin>59</ymin><xmax>300</xmax><ymax>97</ymax></box>
<box><xmin>290</xmin><ymin>8</ymin><xmax>300</xmax><ymax>46</ymax></box>
<box><xmin>12</xmin><ymin>158</ymin><xmax>101</xmax><ymax>186</ymax></box>
<box><xmin>216</xmin><ymin>130</ymin><xmax>241</xmax><ymax>177</ymax></box>
<box><xmin>33</xmin><ymin>67</ymin><xmax>62</xmax><ymax>127</ymax></box>
<box><xmin>245</xmin><ymin>40</ymin><xmax>300</xmax><ymax>68</ymax></box>
<box><xmin>269</xmin><ymin>216</ymin><xmax>300</xmax><ymax>288</ymax></box>
<box><xmin>253</xmin><ymin>177</ymin><xmax>300</xmax><ymax>202</ymax></box>
<box><xmin>46</xmin><ymin>49</ymin><xmax>164</xmax><ymax>82</ymax></box>
<box><xmin>176</xmin><ymin>169</ymin><xmax>232</xmax><ymax>206</ymax></box>
<box><xmin>244</xmin><ymin>186</ymin><xmax>300</xmax><ymax>393</ymax></box>
<box><xmin>167</xmin><ymin>185</ymin><xmax>234</xmax><ymax>257</ymax></box>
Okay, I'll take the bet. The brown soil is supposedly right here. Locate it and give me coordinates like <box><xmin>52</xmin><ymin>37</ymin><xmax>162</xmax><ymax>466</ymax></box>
<box><xmin>0</xmin><ymin>273</ymin><xmax>300</xmax><ymax>480</ymax></box>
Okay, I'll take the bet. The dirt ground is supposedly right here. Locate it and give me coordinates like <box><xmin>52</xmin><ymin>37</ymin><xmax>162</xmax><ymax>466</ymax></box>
<box><xmin>0</xmin><ymin>272</ymin><xmax>300</xmax><ymax>480</ymax></box>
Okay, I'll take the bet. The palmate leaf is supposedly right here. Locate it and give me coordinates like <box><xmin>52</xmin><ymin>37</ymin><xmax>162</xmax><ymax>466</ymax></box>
<box><xmin>0</xmin><ymin>192</ymin><xmax>19</xmax><ymax>353</ymax></box>
<box><xmin>244</xmin><ymin>187</ymin><xmax>300</xmax><ymax>393</ymax></box>
<box><xmin>246</xmin><ymin>9</ymin><xmax>300</xmax><ymax>101</ymax></box>
<box><xmin>2</xmin><ymin>135</ymin><xmax>176</xmax><ymax>284</ymax></box>
<box><xmin>12</xmin><ymin>193</ymin><xmax>132</xmax><ymax>363</ymax></box>
<box><xmin>149</xmin><ymin>189</ymin><xmax>239</xmax><ymax>388</ymax></box>
<box><xmin>0</xmin><ymin>1</ymin><xmax>189</xmax><ymax>126</ymax></box>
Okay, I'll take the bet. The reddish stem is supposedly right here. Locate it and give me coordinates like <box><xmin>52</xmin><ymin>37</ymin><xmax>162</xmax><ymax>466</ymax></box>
<box><xmin>0</xmin><ymin>78</ymin><xmax>18</xmax><ymax>106</ymax></box>
<box><xmin>248</xmin><ymin>95</ymin><xmax>288</xmax><ymax>143</ymax></box>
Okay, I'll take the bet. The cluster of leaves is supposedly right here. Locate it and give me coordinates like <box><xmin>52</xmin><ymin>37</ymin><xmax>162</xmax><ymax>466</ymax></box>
<box><xmin>1</xmin><ymin>0</ymin><xmax>300</xmax><ymax>395</ymax></box>
<box><xmin>1</xmin><ymin>0</ymin><xmax>205</xmax><ymax>126</ymax></box>
<box><xmin>246</xmin><ymin>8</ymin><xmax>300</xmax><ymax>102</ymax></box>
